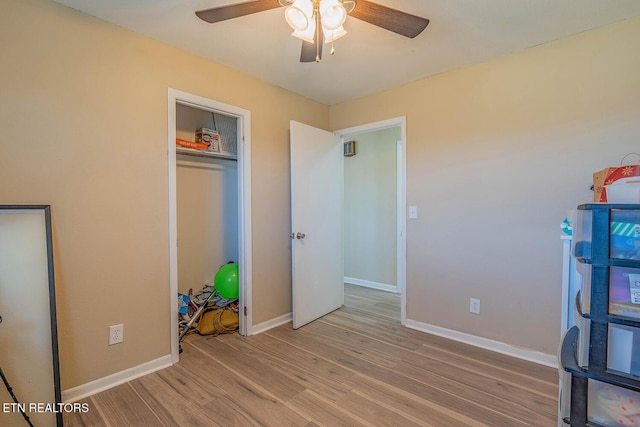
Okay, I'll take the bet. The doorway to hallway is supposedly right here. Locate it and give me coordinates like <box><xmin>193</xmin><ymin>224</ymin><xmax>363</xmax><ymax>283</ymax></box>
<box><xmin>336</xmin><ymin>118</ymin><xmax>406</xmax><ymax>323</ymax></box>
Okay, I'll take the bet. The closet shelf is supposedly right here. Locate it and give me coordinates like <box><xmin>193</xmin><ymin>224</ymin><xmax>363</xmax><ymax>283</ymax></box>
<box><xmin>176</xmin><ymin>147</ymin><xmax>237</xmax><ymax>161</ymax></box>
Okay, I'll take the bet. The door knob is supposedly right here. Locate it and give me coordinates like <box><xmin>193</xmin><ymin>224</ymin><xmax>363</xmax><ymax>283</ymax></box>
<box><xmin>296</xmin><ymin>232</ymin><xmax>306</xmax><ymax>239</ymax></box>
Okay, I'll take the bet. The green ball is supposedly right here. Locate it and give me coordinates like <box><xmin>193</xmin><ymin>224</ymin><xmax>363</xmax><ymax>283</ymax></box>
<box><xmin>214</xmin><ymin>263</ymin><xmax>239</xmax><ymax>299</ymax></box>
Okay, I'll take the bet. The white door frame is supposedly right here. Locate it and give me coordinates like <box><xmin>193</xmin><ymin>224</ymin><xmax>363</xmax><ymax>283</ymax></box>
<box><xmin>167</xmin><ymin>88</ymin><xmax>253</xmax><ymax>362</ymax></box>
<box><xmin>334</xmin><ymin>117</ymin><xmax>408</xmax><ymax>324</ymax></box>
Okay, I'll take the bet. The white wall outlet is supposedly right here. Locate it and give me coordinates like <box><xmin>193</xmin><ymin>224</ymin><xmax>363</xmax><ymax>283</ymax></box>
<box><xmin>109</xmin><ymin>324</ymin><xmax>124</xmax><ymax>345</ymax></box>
<box><xmin>470</xmin><ymin>298</ymin><xmax>481</xmax><ymax>314</ymax></box>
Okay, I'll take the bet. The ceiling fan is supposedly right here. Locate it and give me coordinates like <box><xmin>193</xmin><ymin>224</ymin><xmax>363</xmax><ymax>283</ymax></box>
<box><xmin>196</xmin><ymin>0</ymin><xmax>429</xmax><ymax>63</ymax></box>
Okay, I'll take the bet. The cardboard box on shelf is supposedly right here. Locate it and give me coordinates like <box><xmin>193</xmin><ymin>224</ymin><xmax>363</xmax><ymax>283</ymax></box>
<box><xmin>196</xmin><ymin>127</ymin><xmax>221</xmax><ymax>152</ymax></box>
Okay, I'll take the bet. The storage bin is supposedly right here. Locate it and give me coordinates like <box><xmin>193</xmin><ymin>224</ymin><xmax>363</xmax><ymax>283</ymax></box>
<box><xmin>611</xmin><ymin>210</ymin><xmax>640</xmax><ymax>261</ymax></box>
<box><xmin>578</xmin><ymin>265</ymin><xmax>640</xmax><ymax>319</ymax></box>
<box><xmin>608</xmin><ymin>323</ymin><xmax>640</xmax><ymax>377</ymax></box>
<box><xmin>588</xmin><ymin>379</ymin><xmax>640</xmax><ymax>426</ymax></box>
<box><xmin>609</xmin><ymin>266</ymin><xmax>640</xmax><ymax>319</ymax></box>
<box><xmin>574</xmin><ymin>208</ymin><xmax>640</xmax><ymax>261</ymax></box>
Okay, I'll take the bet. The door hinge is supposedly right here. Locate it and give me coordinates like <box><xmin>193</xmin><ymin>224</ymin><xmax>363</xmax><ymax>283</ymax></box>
<box><xmin>243</xmin><ymin>306</ymin><xmax>247</xmax><ymax>316</ymax></box>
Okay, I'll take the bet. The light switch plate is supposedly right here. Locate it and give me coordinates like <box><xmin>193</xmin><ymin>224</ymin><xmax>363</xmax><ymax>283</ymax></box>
<box><xmin>408</xmin><ymin>205</ymin><xmax>418</xmax><ymax>219</ymax></box>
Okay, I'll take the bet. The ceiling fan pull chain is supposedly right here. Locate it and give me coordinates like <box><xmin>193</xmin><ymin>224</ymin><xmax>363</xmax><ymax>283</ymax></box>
<box><xmin>330</xmin><ymin>31</ymin><xmax>336</xmax><ymax>55</ymax></box>
<box><xmin>315</xmin><ymin>9</ymin><xmax>321</xmax><ymax>62</ymax></box>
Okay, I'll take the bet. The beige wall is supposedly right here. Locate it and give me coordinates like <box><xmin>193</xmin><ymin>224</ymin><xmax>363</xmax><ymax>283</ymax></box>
<box><xmin>0</xmin><ymin>0</ymin><xmax>328</xmax><ymax>389</ymax></box>
<box><xmin>331</xmin><ymin>16</ymin><xmax>640</xmax><ymax>355</ymax></box>
<box><xmin>344</xmin><ymin>127</ymin><xmax>399</xmax><ymax>287</ymax></box>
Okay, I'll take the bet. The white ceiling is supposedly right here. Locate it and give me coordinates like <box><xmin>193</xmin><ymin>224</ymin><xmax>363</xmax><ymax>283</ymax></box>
<box><xmin>52</xmin><ymin>0</ymin><xmax>640</xmax><ymax>105</ymax></box>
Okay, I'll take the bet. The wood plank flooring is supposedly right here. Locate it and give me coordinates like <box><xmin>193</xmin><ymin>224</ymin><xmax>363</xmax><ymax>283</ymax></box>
<box><xmin>65</xmin><ymin>284</ymin><xmax>559</xmax><ymax>426</ymax></box>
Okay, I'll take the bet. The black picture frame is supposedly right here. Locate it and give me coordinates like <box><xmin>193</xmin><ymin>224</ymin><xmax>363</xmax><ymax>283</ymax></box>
<box><xmin>0</xmin><ymin>205</ymin><xmax>62</xmax><ymax>426</ymax></box>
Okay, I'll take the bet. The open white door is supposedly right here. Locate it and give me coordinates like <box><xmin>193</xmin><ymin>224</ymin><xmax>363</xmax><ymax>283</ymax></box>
<box><xmin>290</xmin><ymin>121</ymin><xmax>344</xmax><ymax>329</ymax></box>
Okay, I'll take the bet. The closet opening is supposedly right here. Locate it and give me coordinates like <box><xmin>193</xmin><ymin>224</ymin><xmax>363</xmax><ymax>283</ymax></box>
<box><xmin>167</xmin><ymin>89</ymin><xmax>252</xmax><ymax>362</ymax></box>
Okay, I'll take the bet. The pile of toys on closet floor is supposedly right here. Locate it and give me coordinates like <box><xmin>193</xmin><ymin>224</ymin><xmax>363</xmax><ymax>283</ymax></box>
<box><xmin>178</xmin><ymin>262</ymin><xmax>239</xmax><ymax>348</ymax></box>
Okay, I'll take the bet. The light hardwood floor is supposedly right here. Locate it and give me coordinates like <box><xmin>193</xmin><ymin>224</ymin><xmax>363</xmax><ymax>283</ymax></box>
<box><xmin>65</xmin><ymin>284</ymin><xmax>559</xmax><ymax>426</ymax></box>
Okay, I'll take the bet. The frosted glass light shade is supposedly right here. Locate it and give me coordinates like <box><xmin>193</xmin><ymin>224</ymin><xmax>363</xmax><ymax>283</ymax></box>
<box><xmin>291</xmin><ymin>17</ymin><xmax>317</xmax><ymax>43</ymax></box>
<box><xmin>285</xmin><ymin>0</ymin><xmax>313</xmax><ymax>31</ymax></box>
<box><xmin>323</xmin><ymin>25</ymin><xmax>347</xmax><ymax>43</ymax></box>
<box><xmin>319</xmin><ymin>0</ymin><xmax>346</xmax><ymax>30</ymax></box>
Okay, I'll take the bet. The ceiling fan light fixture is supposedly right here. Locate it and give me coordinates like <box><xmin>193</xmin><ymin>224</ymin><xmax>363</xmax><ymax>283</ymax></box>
<box><xmin>291</xmin><ymin>16</ymin><xmax>317</xmax><ymax>43</ymax></box>
<box><xmin>318</xmin><ymin>0</ymin><xmax>347</xmax><ymax>30</ymax></box>
<box><xmin>323</xmin><ymin>24</ymin><xmax>347</xmax><ymax>43</ymax></box>
<box><xmin>285</xmin><ymin>0</ymin><xmax>313</xmax><ymax>31</ymax></box>
<box><xmin>196</xmin><ymin>0</ymin><xmax>430</xmax><ymax>64</ymax></box>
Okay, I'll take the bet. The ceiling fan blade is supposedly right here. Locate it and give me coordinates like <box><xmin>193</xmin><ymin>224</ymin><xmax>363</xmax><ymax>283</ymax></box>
<box><xmin>350</xmin><ymin>0</ymin><xmax>429</xmax><ymax>38</ymax></box>
<box><xmin>300</xmin><ymin>23</ymin><xmax>323</xmax><ymax>63</ymax></box>
<box><xmin>196</xmin><ymin>0</ymin><xmax>281</xmax><ymax>24</ymax></box>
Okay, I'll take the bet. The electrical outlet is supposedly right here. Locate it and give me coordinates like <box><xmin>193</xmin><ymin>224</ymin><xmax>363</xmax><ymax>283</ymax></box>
<box><xmin>470</xmin><ymin>298</ymin><xmax>481</xmax><ymax>314</ymax></box>
<box><xmin>109</xmin><ymin>324</ymin><xmax>124</xmax><ymax>345</ymax></box>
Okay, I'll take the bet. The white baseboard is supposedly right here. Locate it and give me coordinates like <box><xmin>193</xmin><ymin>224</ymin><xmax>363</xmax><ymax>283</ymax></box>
<box><xmin>62</xmin><ymin>354</ymin><xmax>174</xmax><ymax>402</ymax></box>
<box><xmin>250</xmin><ymin>312</ymin><xmax>292</xmax><ymax>335</ymax></box>
<box><xmin>404</xmin><ymin>318</ymin><xmax>558</xmax><ymax>368</ymax></box>
<box><xmin>344</xmin><ymin>277</ymin><xmax>398</xmax><ymax>294</ymax></box>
